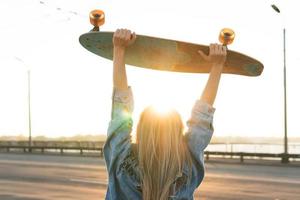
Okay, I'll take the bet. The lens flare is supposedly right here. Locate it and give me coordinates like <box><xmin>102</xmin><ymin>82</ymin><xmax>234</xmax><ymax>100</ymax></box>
<box><xmin>150</xmin><ymin>101</ymin><xmax>174</xmax><ymax>115</ymax></box>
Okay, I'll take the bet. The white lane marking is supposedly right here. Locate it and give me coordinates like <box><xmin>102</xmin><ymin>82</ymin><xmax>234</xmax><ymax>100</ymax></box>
<box><xmin>0</xmin><ymin>159</ymin><xmax>105</xmax><ymax>170</ymax></box>
<box><xmin>69</xmin><ymin>178</ymin><xmax>108</xmax><ymax>185</ymax></box>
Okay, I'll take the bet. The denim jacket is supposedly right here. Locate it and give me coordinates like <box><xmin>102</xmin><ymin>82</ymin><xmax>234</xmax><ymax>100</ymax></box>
<box><xmin>104</xmin><ymin>87</ymin><xmax>215</xmax><ymax>200</ymax></box>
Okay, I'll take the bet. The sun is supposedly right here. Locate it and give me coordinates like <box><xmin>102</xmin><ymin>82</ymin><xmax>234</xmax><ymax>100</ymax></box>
<box><xmin>150</xmin><ymin>99</ymin><xmax>175</xmax><ymax>115</ymax></box>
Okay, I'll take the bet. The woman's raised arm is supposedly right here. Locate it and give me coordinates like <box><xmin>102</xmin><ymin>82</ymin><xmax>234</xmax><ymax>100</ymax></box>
<box><xmin>198</xmin><ymin>43</ymin><xmax>227</xmax><ymax>106</ymax></box>
<box><xmin>112</xmin><ymin>29</ymin><xmax>136</xmax><ymax>90</ymax></box>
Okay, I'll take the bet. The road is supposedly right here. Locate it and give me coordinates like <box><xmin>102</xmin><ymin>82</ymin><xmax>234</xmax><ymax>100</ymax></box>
<box><xmin>0</xmin><ymin>153</ymin><xmax>299</xmax><ymax>200</ymax></box>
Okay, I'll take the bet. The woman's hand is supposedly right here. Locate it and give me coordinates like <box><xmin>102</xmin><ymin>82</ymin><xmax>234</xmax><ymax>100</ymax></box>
<box><xmin>198</xmin><ymin>43</ymin><xmax>227</xmax><ymax>68</ymax></box>
<box><xmin>113</xmin><ymin>29</ymin><xmax>137</xmax><ymax>49</ymax></box>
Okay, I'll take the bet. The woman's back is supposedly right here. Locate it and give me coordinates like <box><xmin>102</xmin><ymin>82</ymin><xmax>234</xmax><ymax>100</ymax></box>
<box><xmin>104</xmin><ymin>87</ymin><xmax>215</xmax><ymax>199</ymax></box>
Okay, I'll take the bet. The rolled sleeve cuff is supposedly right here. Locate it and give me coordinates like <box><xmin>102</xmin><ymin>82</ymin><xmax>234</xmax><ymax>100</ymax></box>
<box><xmin>187</xmin><ymin>100</ymin><xmax>215</xmax><ymax>130</ymax></box>
<box><xmin>112</xmin><ymin>87</ymin><xmax>133</xmax><ymax>103</ymax></box>
<box><xmin>111</xmin><ymin>86</ymin><xmax>134</xmax><ymax>119</ymax></box>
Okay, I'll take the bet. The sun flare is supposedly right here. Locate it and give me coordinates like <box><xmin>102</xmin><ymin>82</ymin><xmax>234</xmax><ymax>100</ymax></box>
<box><xmin>150</xmin><ymin>100</ymin><xmax>175</xmax><ymax>115</ymax></box>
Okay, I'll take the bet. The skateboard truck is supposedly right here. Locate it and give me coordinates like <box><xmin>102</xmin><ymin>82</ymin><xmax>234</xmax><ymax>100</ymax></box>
<box><xmin>219</xmin><ymin>28</ymin><xmax>235</xmax><ymax>49</ymax></box>
<box><xmin>89</xmin><ymin>10</ymin><xmax>105</xmax><ymax>32</ymax></box>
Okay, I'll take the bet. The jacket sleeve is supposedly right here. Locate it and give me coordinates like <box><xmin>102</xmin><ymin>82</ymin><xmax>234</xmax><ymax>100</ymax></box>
<box><xmin>185</xmin><ymin>100</ymin><xmax>215</xmax><ymax>164</ymax></box>
<box><xmin>104</xmin><ymin>86</ymin><xmax>134</xmax><ymax>171</ymax></box>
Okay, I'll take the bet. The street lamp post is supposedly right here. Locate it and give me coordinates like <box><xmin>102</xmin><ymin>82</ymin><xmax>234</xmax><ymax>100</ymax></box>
<box><xmin>271</xmin><ymin>4</ymin><xmax>289</xmax><ymax>163</ymax></box>
<box><xmin>27</xmin><ymin>69</ymin><xmax>32</xmax><ymax>152</ymax></box>
<box><xmin>14</xmin><ymin>57</ymin><xmax>32</xmax><ymax>152</ymax></box>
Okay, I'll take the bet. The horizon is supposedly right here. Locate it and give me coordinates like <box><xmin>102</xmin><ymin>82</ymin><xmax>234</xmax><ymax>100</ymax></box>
<box><xmin>1</xmin><ymin>134</ymin><xmax>300</xmax><ymax>140</ymax></box>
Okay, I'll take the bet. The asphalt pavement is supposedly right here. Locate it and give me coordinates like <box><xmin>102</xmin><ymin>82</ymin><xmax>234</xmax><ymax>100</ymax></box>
<box><xmin>0</xmin><ymin>153</ymin><xmax>299</xmax><ymax>200</ymax></box>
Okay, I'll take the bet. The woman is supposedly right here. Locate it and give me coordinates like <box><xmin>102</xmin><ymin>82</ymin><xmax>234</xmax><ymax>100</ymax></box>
<box><xmin>104</xmin><ymin>29</ymin><xmax>226</xmax><ymax>200</ymax></box>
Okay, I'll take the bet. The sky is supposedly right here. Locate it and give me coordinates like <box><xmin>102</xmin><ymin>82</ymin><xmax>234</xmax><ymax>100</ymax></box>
<box><xmin>0</xmin><ymin>0</ymin><xmax>300</xmax><ymax>139</ymax></box>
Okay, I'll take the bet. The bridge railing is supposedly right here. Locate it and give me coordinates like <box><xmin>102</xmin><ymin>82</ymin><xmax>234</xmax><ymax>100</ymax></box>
<box><xmin>0</xmin><ymin>141</ymin><xmax>299</xmax><ymax>163</ymax></box>
<box><xmin>0</xmin><ymin>141</ymin><xmax>105</xmax><ymax>156</ymax></box>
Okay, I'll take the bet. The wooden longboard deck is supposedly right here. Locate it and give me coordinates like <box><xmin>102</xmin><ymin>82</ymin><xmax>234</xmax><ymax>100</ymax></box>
<box><xmin>79</xmin><ymin>31</ymin><xmax>263</xmax><ymax>76</ymax></box>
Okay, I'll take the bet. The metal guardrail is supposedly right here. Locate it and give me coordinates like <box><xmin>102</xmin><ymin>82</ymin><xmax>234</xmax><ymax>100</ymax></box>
<box><xmin>1</xmin><ymin>141</ymin><xmax>299</xmax><ymax>163</ymax></box>
<box><xmin>0</xmin><ymin>141</ymin><xmax>105</xmax><ymax>148</ymax></box>
<box><xmin>0</xmin><ymin>141</ymin><xmax>105</xmax><ymax>156</ymax></box>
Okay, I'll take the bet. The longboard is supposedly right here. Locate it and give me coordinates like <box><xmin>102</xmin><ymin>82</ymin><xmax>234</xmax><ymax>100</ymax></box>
<box><xmin>79</xmin><ymin>10</ymin><xmax>264</xmax><ymax>76</ymax></box>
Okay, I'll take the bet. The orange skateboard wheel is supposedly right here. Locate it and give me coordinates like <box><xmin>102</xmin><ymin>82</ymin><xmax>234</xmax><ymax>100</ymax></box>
<box><xmin>219</xmin><ymin>28</ymin><xmax>235</xmax><ymax>45</ymax></box>
<box><xmin>89</xmin><ymin>10</ymin><xmax>105</xmax><ymax>29</ymax></box>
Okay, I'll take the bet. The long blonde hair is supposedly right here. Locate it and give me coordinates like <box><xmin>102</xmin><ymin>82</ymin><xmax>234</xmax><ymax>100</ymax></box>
<box><xmin>136</xmin><ymin>106</ymin><xmax>192</xmax><ymax>200</ymax></box>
